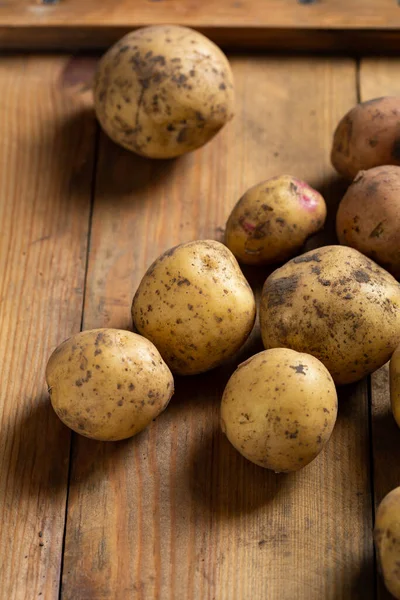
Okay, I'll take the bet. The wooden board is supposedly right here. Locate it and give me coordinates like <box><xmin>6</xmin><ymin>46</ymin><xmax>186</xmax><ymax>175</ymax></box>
<box><xmin>2</xmin><ymin>0</ymin><xmax>400</xmax><ymax>51</ymax></box>
<box><xmin>359</xmin><ymin>57</ymin><xmax>400</xmax><ymax>600</ymax></box>
<box><xmin>0</xmin><ymin>56</ymin><xmax>95</xmax><ymax>598</ymax></box>
<box><xmin>58</xmin><ymin>56</ymin><xmax>376</xmax><ymax>600</ymax></box>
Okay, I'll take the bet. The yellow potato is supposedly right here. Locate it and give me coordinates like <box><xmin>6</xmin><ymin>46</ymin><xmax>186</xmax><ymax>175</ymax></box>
<box><xmin>94</xmin><ymin>25</ymin><xmax>234</xmax><ymax>158</ymax></box>
<box><xmin>132</xmin><ymin>240</ymin><xmax>256</xmax><ymax>375</ymax></box>
<box><xmin>331</xmin><ymin>96</ymin><xmax>400</xmax><ymax>180</ymax></box>
<box><xmin>46</xmin><ymin>329</ymin><xmax>174</xmax><ymax>441</ymax></box>
<box><xmin>260</xmin><ymin>245</ymin><xmax>400</xmax><ymax>384</ymax></box>
<box><xmin>225</xmin><ymin>175</ymin><xmax>326</xmax><ymax>265</ymax></box>
<box><xmin>337</xmin><ymin>166</ymin><xmax>400</xmax><ymax>279</ymax></box>
<box><xmin>374</xmin><ymin>487</ymin><xmax>400</xmax><ymax>599</ymax></box>
<box><xmin>220</xmin><ymin>348</ymin><xmax>337</xmax><ymax>472</ymax></box>
<box><xmin>390</xmin><ymin>345</ymin><xmax>400</xmax><ymax>428</ymax></box>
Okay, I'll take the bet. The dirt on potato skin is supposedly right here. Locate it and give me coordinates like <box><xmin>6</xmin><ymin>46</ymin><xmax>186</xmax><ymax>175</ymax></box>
<box><xmin>260</xmin><ymin>245</ymin><xmax>400</xmax><ymax>384</ymax></box>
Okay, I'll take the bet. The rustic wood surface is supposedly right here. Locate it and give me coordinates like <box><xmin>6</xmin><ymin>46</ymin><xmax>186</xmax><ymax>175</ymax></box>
<box><xmin>1</xmin><ymin>50</ymin><xmax>399</xmax><ymax>600</ymax></box>
<box><xmin>359</xmin><ymin>57</ymin><xmax>400</xmax><ymax>600</ymax></box>
<box><xmin>0</xmin><ymin>56</ymin><xmax>95</xmax><ymax>599</ymax></box>
<box><xmin>2</xmin><ymin>0</ymin><xmax>400</xmax><ymax>51</ymax></box>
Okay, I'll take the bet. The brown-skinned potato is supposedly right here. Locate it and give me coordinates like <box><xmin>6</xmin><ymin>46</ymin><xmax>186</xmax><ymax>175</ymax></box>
<box><xmin>331</xmin><ymin>96</ymin><xmax>400</xmax><ymax>179</ymax></box>
<box><xmin>131</xmin><ymin>240</ymin><xmax>256</xmax><ymax>375</ymax></box>
<box><xmin>46</xmin><ymin>329</ymin><xmax>174</xmax><ymax>441</ymax></box>
<box><xmin>260</xmin><ymin>245</ymin><xmax>400</xmax><ymax>384</ymax></box>
<box><xmin>374</xmin><ymin>487</ymin><xmax>400</xmax><ymax>600</ymax></box>
<box><xmin>336</xmin><ymin>166</ymin><xmax>400</xmax><ymax>279</ymax></box>
<box><xmin>220</xmin><ymin>348</ymin><xmax>338</xmax><ymax>472</ymax></box>
<box><xmin>225</xmin><ymin>175</ymin><xmax>327</xmax><ymax>265</ymax></box>
<box><xmin>93</xmin><ymin>25</ymin><xmax>234</xmax><ymax>159</ymax></box>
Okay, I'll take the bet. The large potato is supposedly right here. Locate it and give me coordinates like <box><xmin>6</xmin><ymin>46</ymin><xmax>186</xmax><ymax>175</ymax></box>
<box><xmin>260</xmin><ymin>245</ymin><xmax>400</xmax><ymax>384</ymax></box>
<box><xmin>46</xmin><ymin>329</ymin><xmax>174</xmax><ymax>441</ymax></box>
<box><xmin>374</xmin><ymin>487</ymin><xmax>400</xmax><ymax>599</ymax></box>
<box><xmin>390</xmin><ymin>345</ymin><xmax>400</xmax><ymax>428</ymax></box>
<box><xmin>331</xmin><ymin>96</ymin><xmax>400</xmax><ymax>179</ymax></box>
<box><xmin>337</xmin><ymin>166</ymin><xmax>400</xmax><ymax>279</ymax></box>
<box><xmin>220</xmin><ymin>348</ymin><xmax>337</xmax><ymax>472</ymax></box>
<box><xmin>131</xmin><ymin>240</ymin><xmax>256</xmax><ymax>375</ymax></box>
<box><xmin>225</xmin><ymin>175</ymin><xmax>326</xmax><ymax>265</ymax></box>
<box><xmin>93</xmin><ymin>25</ymin><xmax>234</xmax><ymax>158</ymax></box>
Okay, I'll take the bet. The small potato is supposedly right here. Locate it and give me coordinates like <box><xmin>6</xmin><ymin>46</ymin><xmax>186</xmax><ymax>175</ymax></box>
<box><xmin>94</xmin><ymin>25</ymin><xmax>234</xmax><ymax>159</ymax></box>
<box><xmin>224</xmin><ymin>176</ymin><xmax>326</xmax><ymax>265</ymax></box>
<box><xmin>220</xmin><ymin>348</ymin><xmax>337</xmax><ymax>472</ymax></box>
<box><xmin>46</xmin><ymin>329</ymin><xmax>174</xmax><ymax>441</ymax></box>
<box><xmin>337</xmin><ymin>166</ymin><xmax>400</xmax><ymax>279</ymax></box>
<box><xmin>260</xmin><ymin>245</ymin><xmax>400</xmax><ymax>384</ymax></box>
<box><xmin>390</xmin><ymin>345</ymin><xmax>400</xmax><ymax>428</ymax></box>
<box><xmin>132</xmin><ymin>240</ymin><xmax>256</xmax><ymax>375</ymax></box>
<box><xmin>374</xmin><ymin>487</ymin><xmax>400</xmax><ymax>599</ymax></box>
<box><xmin>331</xmin><ymin>96</ymin><xmax>400</xmax><ymax>180</ymax></box>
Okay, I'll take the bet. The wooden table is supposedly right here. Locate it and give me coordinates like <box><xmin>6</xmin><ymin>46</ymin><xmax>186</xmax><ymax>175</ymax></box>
<box><xmin>1</xmin><ymin>2</ymin><xmax>400</xmax><ymax>599</ymax></box>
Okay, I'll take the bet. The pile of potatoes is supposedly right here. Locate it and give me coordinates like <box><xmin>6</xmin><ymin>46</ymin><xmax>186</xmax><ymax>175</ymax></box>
<box><xmin>45</xmin><ymin>25</ymin><xmax>400</xmax><ymax>598</ymax></box>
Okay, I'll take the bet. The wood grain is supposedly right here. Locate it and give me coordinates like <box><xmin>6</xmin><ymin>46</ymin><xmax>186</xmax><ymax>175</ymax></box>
<box><xmin>0</xmin><ymin>56</ymin><xmax>95</xmax><ymax>598</ymax></box>
<box><xmin>359</xmin><ymin>57</ymin><xmax>400</xmax><ymax>600</ymax></box>
<box><xmin>61</xmin><ymin>56</ymin><xmax>374</xmax><ymax>599</ymax></box>
<box><xmin>2</xmin><ymin>0</ymin><xmax>400</xmax><ymax>51</ymax></box>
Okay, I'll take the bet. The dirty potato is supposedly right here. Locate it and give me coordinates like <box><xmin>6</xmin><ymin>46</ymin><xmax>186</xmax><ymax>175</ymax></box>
<box><xmin>374</xmin><ymin>487</ymin><xmax>400</xmax><ymax>599</ymax></box>
<box><xmin>225</xmin><ymin>175</ymin><xmax>326</xmax><ymax>265</ymax></box>
<box><xmin>131</xmin><ymin>240</ymin><xmax>256</xmax><ymax>375</ymax></box>
<box><xmin>220</xmin><ymin>348</ymin><xmax>337</xmax><ymax>472</ymax></box>
<box><xmin>331</xmin><ymin>96</ymin><xmax>400</xmax><ymax>179</ymax></box>
<box><xmin>337</xmin><ymin>166</ymin><xmax>400</xmax><ymax>279</ymax></box>
<box><xmin>260</xmin><ymin>245</ymin><xmax>400</xmax><ymax>384</ymax></box>
<box><xmin>390</xmin><ymin>345</ymin><xmax>400</xmax><ymax>428</ymax></box>
<box><xmin>46</xmin><ymin>329</ymin><xmax>174</xmax><ymax>441</ymax></box>
<box><xmin>93</xmin><ymin>25</ymin><xmax>234</xmax><ymax>158</ymax></box>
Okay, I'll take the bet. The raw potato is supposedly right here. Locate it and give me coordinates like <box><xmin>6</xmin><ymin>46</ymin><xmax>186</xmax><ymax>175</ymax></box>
<box><xmin>93</xmin><ymin>25</ymin><xmax>234</xmax><ymax>158</ymax></box>
<box><xmin>220</xmin><ymin>348</ymin><xmax>337</xmax><ymax>472</ymax></box>
<box><xmin>46</xmin><ymin>329</ymin><xmax>174</xmax><ymax>441</ymax></box>
<box><xmin>260</xmin><ymin>245</ymin><xmax>400</xmax><ymax>384</ymax></box>
<box><xmin>225</xmin><ymin>175</ymin><xmax>326</xmax><ymax>265</ymax></box>
<box><xmin>390</xmin><ymin>345</ymin><xmax>400</xmax><ymax>428</ymax></box>
<box><xmin>331</xmin><ymin>96</ymin><xmax>400</xmax><ymax>180</ymax></box>
<box><xmin>337</xmin><ymin>166</ymin><xmax>400</xmax><ymax>279</ymax></box>
<box><xmin>131</xmin><ymin>240</ymin><xmax>256</xmax><ymax>375</ymax></box>
<box><xmin>374</xmin><ymin>487</ymin><xmax>400</xmax><ymax>600</ymax></box>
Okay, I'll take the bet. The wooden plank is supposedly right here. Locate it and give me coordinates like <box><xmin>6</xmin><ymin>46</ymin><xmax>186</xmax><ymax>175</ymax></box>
<box><xmin>2</xmin><ymin>0</ymin><xmax>400</xmax><ymax>51</ymax></box>
<box><xmin>359</xmin><ymin>57</ymin><xmax>400</xmax><ymax>600</ymax></box>
<box><xmin>0</xmin><ymin>56</ymin><xmax>95</xmax><ymax>599</ymax></box>
<box><xmin>61</xmin><ymin>56</ymin><xmax>373</xmax><ymax>599</ymax></box>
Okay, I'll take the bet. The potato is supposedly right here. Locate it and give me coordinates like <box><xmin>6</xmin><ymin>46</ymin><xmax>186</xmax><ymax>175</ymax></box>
<box><xmin>260</xmin><ymin>245</ymin><xmax>400</xmax><ymax>384</ymax></box>
<box><xmin>131</xmin><ymin>240</ymin><xmax>256</xmax><ymax>375</ymax></box>
<box><xmin>390</xmin><ymin>345</ymin><xmax>400</xmax><ymax>428</ymax></box>
<box><xmin>331</xmin><ymin>96</ymin><xmax>400</xmax><ymax>180</ymax></box>
<box><xmin>224</xmin><ymin>175</ymin><xmax>326</xmax><ymax>265</ymax></box>
<box><xmin>46</xmin><ymin>329</ymin><xmax>174</xmax><ymax>441</ymax></box>
<box><xmin>374</xmin><ymin>487</ymin><xmax>400</xmax><ymax>599</ymax></box>
<box><xmin>93</xmin><ymin>25</ymin><xmax>234</xmax><ymax>159</ymax></box>
<box><xmin>220</xmin><ymin>348</ymin><xmax>337</xmax><ymax>472</ymax></box>
<box><xmin>337</xmin><ymin>166</ymin><xmax>400</xmax><ymax>279</ymax></box>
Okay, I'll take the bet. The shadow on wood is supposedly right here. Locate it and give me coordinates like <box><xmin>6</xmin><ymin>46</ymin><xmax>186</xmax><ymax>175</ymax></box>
<box><xmin>5</xmin><ymin>392</ymin><xmax>71</xmax><ymax>497</ymax></box>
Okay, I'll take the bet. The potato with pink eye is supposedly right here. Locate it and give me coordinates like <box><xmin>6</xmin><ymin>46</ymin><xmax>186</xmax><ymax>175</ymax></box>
<box><xmin>224</xmin><ymin>175</ymin><xmax>327</xmax><ymax>265</ymax></box>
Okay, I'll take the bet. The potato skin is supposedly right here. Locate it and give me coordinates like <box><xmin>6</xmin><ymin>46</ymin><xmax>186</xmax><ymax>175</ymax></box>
<box><xmin>220</xmin><ymin>348</ymin><xmax>337</xmax><ymax>472</ymax></box>
<box><xmin>390</xmin><ymin>346</ymin><xmax>400</xmax><ymax>428</ymax></box>
<box><xmin>225</xmin><ymin>175</ymin><xmax>326</xmax><ymax>265</ymax></box>
<box><xmin>374</xmin><ymin>487</ymin><xmax>400</xmax><ymax>599</ymax></box>
<box><xmin>46</xmin><ymin>329</ymin><xmax>174</xmax><ymax>441</ymax></box>
<box><xmin>337</xmin><ymin>166</ymin><xmax>400</xmax><ymax>279</ymax></box>
<box><xmin>331</xmin><ymin>97</ymin><xmax>400</xmax><ymax>180</ymax></box>
<box><xmin>131</xmin><ymin>240</ymin><xmax>256</xmax><ymax>375</ymax></box>
<box><xmin>260</xmin><ymin>245</ymin><xmax>400</xmax><ymax>384</ymax></box>
<box><xmin>93</xmin><ymin>25</ymin><xmax>234</xmax><ymax>159</ymax></box>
